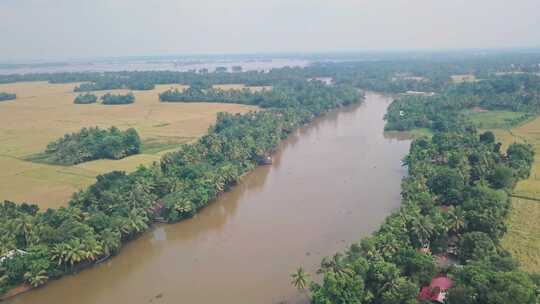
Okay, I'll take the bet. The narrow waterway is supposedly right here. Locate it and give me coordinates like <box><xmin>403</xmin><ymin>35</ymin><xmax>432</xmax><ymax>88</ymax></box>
<box><xmin>7</xmin><ymin>92</ymin><xmax>411</xmax><ymax>304</ymax></box>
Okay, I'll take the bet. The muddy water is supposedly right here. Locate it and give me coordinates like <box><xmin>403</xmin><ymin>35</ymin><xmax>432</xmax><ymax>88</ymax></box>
<box><xmin>7</xmin><ymin>92</ymin><xmax>411</xmax><ymax>304</ymax></box>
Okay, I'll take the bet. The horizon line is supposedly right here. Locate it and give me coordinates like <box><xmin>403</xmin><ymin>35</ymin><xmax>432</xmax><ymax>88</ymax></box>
<box><xmin>3</xmin><ymin>46</ymin><xmax>540</xmax><ymax>66</ymax></box>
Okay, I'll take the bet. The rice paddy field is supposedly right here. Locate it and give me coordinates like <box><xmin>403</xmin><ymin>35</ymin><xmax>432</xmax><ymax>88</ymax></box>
<box><xmin>490</xmin><ymin>116</ymin><xmax>540</xmax><ymax>199</ymax></box>
<box><xmin>450</xmin><ymin>74</ymin><xmax>477</xmax><ymax>83</ymax></box>
<box><xmin>0</xmin><ymin>82</ymin><xmax>257</xmax><ymax>209</ymax></box>
<box><xmin>501</xmin><ymin>198</ymin><xmax>540</xmax><ymax>273</ymax></box>
<box><xmin>463</xmin><ymin>109</ymin><xmax>532</xmax><ymax>129</ymax></box>
<box><xmin>488</xmin><ymin>115</ymin><xmax>540</xmax><ymax>273</ymax></box>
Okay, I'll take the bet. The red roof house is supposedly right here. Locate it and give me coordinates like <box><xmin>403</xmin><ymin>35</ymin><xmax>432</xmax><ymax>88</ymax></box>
<box><xmin>418</xmin><ymin>276</ymin><xmax>453</xmax><ymax>303</ymax></box>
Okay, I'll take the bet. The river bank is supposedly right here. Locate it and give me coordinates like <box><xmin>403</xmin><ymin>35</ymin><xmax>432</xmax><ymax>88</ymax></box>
<box><xmin>5</xmin><ymin>92</ymin><xmax>411</xmax><ymax>304</ymax></box>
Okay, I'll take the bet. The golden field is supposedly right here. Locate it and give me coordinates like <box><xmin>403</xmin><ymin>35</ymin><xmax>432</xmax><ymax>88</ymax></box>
<box><xmin>490</xmin><ymin>116</ymin><xmax>540</xmax><ymax>272</ymax></box>
<box><xmin>0</xmin><ymin>82</ymin><xmax>256</xmax><ymax>209</ymax></box>
<box><xmin>450</xmin><ymin>74</ymin><xmax>477</xmax><ymax>83</ymax></box>
<box><xmin>501</xmin><ymin>198</ymin><xmax>540</xmax><ymax>273</ymax></box>
<box><xmin>491</xmin><ymin>117</ymin><xmax>540</xmax><ymax>199</ymax></box>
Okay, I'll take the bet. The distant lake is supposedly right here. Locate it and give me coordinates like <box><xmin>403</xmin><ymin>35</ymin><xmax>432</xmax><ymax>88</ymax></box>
<box><xmin>0</xmin><ymin>58</ymin><xmax>309</xmax><ymax>75</ymax></box>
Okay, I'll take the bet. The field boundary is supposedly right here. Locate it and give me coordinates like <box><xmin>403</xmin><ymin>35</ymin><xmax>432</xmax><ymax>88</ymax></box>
<box><xmin>511</xmin><ymin>193</ymin><xmax>540</xmax><ymax>203</ymax></box>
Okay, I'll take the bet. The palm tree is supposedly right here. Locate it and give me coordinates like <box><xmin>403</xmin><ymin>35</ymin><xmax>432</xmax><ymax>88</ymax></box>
<box><xmin>121</xmin><ymin>209</ymin><xmax>149</xmax><ymax>236</ymax></box>
<box><xmin>410</xmin><ymin>216</ymin><xmax>435</xmax><ymax>247</ymax></box>
<box><xmin>100</xmin><ymin>229</ymin><xmax>121</xmax><ymax>256</ymax></box>
<box><xmin>129</xmin><ymin>179</ymin><xmax>155</xmax><ymax>210</ymax></box>
<box><xmin>64</xmin><ymin>239</ymin><xmax>87</xmax><ymax>267</ymax></box>
<box><xmin>291</xmin><ymin>267</ymin><xmax>310</xmax><ymax>291</ymax></box>
<box><xmin>318</xmin><ymin>253</ymin><xmax>354</xmax><ymax>277</ymax></box>
<box><xmin>82</xmin><ymin>238</ymin><xmax>103</xmax><ymax>262</ymax></box>
<box><xmin>446</xmin><ymin>207</ymin><xmax>466</xmax><ymax>235</ymax></box>
<box><xmin>0</xmin><ymin>267</ymin><xmax>8</xmax><ymax>286</ymax></box>
<box><xmin>51</xmin><ymin>240</ymin><xmax>87</xmax><ymax>270</ymax></box>
<box><xmin>378</xmin><ymin>236</ymin><xmax>402</xmax><ymax>258</ymax></box>
<box><xmin>51</xmin><ymin>243</ymin><xmax>69</xmax><ymax>266</ymax></box>
<box><xmin>0</xmin><ymin>234</ymin><xmax>16</xmax><ymax>257</ymax></box>
<box><xmin>24</xmin><ymin>269</ymin><xmax>49</xmax><ymax>287</ymax></box>
<box><xmin>12</xmin><ymin>214</ymin><xmax>34</xmax><ymax>247</ymax></box>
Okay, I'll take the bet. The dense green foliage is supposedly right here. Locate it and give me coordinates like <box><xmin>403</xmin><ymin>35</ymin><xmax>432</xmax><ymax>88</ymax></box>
<box><xmin>73</xmin><ymin>93</ymin><xmax>97</xmax><ymax>104</ymax></box>
<box><xmin>385</xmin><ymin>74</ymin><xmax>540</xmax><ymax>131</ymax></box>
<box><xmin>2</xmin><ymin>51</ymin><xmax>540</xmax><ymax>96</ymax></box>
<box><xmin>0</xmin><ymin>92</ymin><xmax>16</xmax><ymax>101</ymax></box>
<box><xmin>159</xmin><ymin>81</ymin><xmax>358</xmax><ymax>112</ymax></box>
<box><xmin>159</xmin><ymin>86</ymin><xmax>259</xmax><ymax>103</ymax></box>
<box><xmin>74</xmin><ymin>79</ymin><xmax>155</xmax><ymax>91</ymax></box>
<box><xmin>100</xmin><ymin>92</ymin><xmax>135</xmax><ymax>105</ymax></box>
<box><xmin>2</xmin><ymin>52</ymin><xmax>540</xmax><ymax>299</ymax></box>
<box><xmin>0</xmin><ymin>80</ymin><xmax>361</xmax><ymax>294</ymax></box>
<box><xmin>307</xmin><ymin>70</ymin><xmax>540</xmax><ymax>303</ymax></box>
<box><xmin>308</xmin><ymin>125</ymin><xmax>537</xmax><ymax>303</ymax></box>
<box><xmin>41</xmin><ymin>127</ymin><xmax>141</xmax><ymax>165</ymax></box>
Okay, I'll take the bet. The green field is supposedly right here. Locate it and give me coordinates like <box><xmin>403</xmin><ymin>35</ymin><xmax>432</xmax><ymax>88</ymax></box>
<box><xmin>501</xmin><ymin>198</ymin><xmax>540</xmax><ymax>273</ymax></box>
<box><xmin>450</xmin><ymin>74</ymin><xmax>477</xmax><ymax>83</ymax></box>
<box><xmin>491</xmin><ymin>115</ymin><xmax>540</xmax><ymax>200</ymax></box>
<box><xmin>0</xmin><ymin>82</ymin><xmax>256</xmax><ymax>208</ymax></box>
<box><xmin>483</xmin><ymin>115</ymin><xmax>540</xmax><ymax>272</ymax></box>
<box><xmin>463</xmin><ymin>109</ymin><xmax>532</xmax><ymax>129</ymax></box>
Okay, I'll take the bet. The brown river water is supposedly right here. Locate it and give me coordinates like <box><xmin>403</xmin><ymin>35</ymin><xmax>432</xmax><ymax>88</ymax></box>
<box><xmin>6</xmin><ymin>92</ymin><xmax>411</xmax><ymax>304</ymax></box>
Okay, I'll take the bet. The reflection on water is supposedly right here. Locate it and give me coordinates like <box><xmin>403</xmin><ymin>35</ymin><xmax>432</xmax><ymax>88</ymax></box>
<box><xmin>7</xmin><ymin>92</ymin><xmax>411</xmax><ymax>304</ymax></box>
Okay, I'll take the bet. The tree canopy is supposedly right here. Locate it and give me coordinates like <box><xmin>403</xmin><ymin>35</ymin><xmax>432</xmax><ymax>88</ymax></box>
<box><xmin>0</xmin><ymin>79</ymin><xmax>361</xmax><ymax>295</ymax></box>
<box><xmin>0</xmin><ymin>92</ymin><xmax>16</xmax><ymax>101</ymax></box>
<box><xmin>41</xmin><ymin>127</ymin><xmax>141</xmax><ymax>165</ymax></box>
<box><xmin>73</xmin><ymin>93</ymin><xmax>98</xmax><ymax>104</ymax></box>
<box><xmin>308</xmin><ymin>125</ymin><xmax>537</xmax><ymax>304</ymax></box>
<box><xmin>100</xmin><ymin>92</ymin><xmax>135</xmax><ymax>105</ymax></box>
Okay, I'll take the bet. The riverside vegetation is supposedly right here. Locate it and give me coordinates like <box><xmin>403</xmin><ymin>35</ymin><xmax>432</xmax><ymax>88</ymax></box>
<box><xmin>300</xmin><ymin>73</ymin><xmax>540</xmax><ymax>304</ymax></box>
<box><xmin>303</xmin><ymin>126</ymin><xmax>537</xmax><ymax>304</ymax></box>
<box><xmin>0</xmin><ymin>81</ymin><xmax>253</xmax><ymax>208</ymax></box>
<box><xmin>2</xmin><ymin>51</ymin><xmax>540</xmax><ymax>301</ymax></box>
<box><xmin>0</xmin><ymin>80</ymin><xmax>360</xmax><ymax>295</ymax></box>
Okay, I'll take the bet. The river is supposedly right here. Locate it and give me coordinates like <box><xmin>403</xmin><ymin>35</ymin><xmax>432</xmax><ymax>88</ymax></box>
<box><xmin>6</xmin><ymin>92</ymin><xmax>411</xmax><ymax>304</ymax></box>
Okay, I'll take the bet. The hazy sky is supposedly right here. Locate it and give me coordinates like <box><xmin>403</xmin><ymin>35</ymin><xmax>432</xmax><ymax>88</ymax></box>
<box><xmin>1</xmin><ymin>0</ymin><xmax>539</xmax><ymax>61</ymax></box>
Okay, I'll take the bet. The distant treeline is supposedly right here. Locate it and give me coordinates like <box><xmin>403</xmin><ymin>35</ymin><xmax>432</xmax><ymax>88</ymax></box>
<box><xmin>73</xmin><ymin>93</ymin><xmax>134</xmax><ymax>105</ymax></box>
<box><xmin>0</xmin><ymin>92</ymin><xmax>16</xmax><ymax>101</ymax></box>
<box><xmin>159</xmin><ymin>86</ymin><xmax>262</xmax><ymax>103</ymax></box>
<box><xmin>101</xmin><ymin>93</ymin><xmax>134</xmax><ymax>105</ymax></box>
<box><xmin>385</xmin><ymin>74</ymin><xmax>540</xmax><ymax>131</ymax></box>
<box><xmin>42</xmin><ymin>126</ymin><xmax>141</xmax><ymax>165</ymax></box>
<box><xmin>159</xmin><ymin>81</ymin><xmax>357</xmax><ymax>111</ymax></box>
<box><xmin>74</xmin><ymin>93</ymin><xmax>97</xmax><ymax>104</ymax></box>
<box><xmin>0</xmin><ymin>80</ymin><xmax>361</xmax><ymax>294</ymax></box>
<box><xmin>2</xmin><ymin>52</ymin><xmax>540</xmax><ymax>95</ymax></box>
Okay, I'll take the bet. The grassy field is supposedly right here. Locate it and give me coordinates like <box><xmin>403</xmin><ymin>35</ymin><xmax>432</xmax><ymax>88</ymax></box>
<box><xmin>0</xmin><ymin>82</ymin><xmax>256</xmax><ymax>209</ymax></box>
<box><xmin>463</xmin><ymin>109</ymin><xmax>532</xmax><ymax>129</ymax></box>
<box><xmin>490</xmin><ymin>116</ymin><xmax>540</xmax><ymax>199</ymax></box>
<box><xmin>487</xmin><ymin>115</ymin><xmax>540</xmax><ymax>272</ymax></box>
<box><xmin>501</xmin><ymin>198</ymin><xmax>540</xmax><ymax>273</ymax></box>
<box><xmin>450</xmin><ymin>74</ymin><xmax>477</xmax><ymax>83</ymax></box>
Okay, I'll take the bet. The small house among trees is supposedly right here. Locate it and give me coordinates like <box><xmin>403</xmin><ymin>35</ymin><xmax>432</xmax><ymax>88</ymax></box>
<box><xmin>418</xmin><ymin>276</ymin><xmax>453</xmax><ymax>303</ymax></box>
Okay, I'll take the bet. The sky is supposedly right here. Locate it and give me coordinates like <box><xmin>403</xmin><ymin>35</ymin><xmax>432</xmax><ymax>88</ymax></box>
<box><xmin>1</xmin><ymin>0</ymin><xmax>540</xmax><ymax>61</ymax></box>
